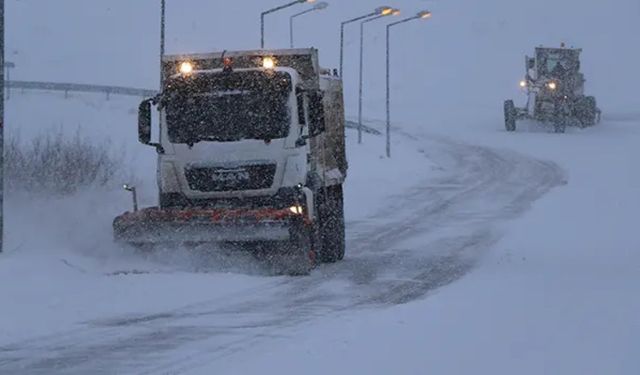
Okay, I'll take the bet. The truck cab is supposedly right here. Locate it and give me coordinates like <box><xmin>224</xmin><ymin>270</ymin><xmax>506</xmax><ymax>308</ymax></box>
<box><xmin>155</xmin><ymin>66</ymin><xmax>317</xmax><ymax>208</ymax></box>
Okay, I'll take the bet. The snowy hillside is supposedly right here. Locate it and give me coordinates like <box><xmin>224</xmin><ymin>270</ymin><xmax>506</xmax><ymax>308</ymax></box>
<box><xmin>1</xmin><ymin>0</ymin><xmax>640</xmax><ymax>374</ymax></box>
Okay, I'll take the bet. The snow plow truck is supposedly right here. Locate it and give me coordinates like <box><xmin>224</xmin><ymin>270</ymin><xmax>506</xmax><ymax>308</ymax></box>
<box><xmin>113</xmin><ymin>49</ymin><xmax>348</xmax><ymax>275</ymax></box>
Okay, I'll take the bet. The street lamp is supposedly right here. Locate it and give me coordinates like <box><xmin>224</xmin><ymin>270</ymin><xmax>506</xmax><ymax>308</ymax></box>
<box><xmin>261</xmin><ymin>0</ymin><xmax>317</xmax><ymax>49</ymax></box>
<box><xmin>0</xmin><ymin>0</ymin><xmax>4</xmax><ymax>253</ymax></box>
<box><xmin>289</xmin><ymin>2</ymin><xmax>329</xmax><ymax>48</ymax></box>
<box><xmin>385</xmin><ymin>10</ymin><xmax>431</xmax><ymax>157</ymax></box>
<box><xmin>339</xmin><ymin>5</ymin><xmax>393</xmax><ymax>78</ymax></box>
<box><xmin>3</xmin><ymin>61</ymin><xmax>14</xmax><ymax>100</ymax></box>
<box><xmin>357</xmin><ymin>9</ymin><xmax>399</xmax><ymax>144</ymax></box>
<box><xmin>160</xmin><ymin>0</ymin><xmax>166</xmax><ymax>86</ymax></box>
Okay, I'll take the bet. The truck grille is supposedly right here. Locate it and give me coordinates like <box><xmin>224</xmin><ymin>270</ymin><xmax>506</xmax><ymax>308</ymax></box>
<box><xmin>185</xmin><ymin>164</ymin><xmax>277</xmax><ymax>192</ymax></box>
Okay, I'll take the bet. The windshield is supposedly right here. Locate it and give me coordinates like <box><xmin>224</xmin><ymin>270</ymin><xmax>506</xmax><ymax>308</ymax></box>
<box><xmin>539</xmin><ymin>51</ymin><xmax>578</xmax><ymax>77</ymax></box>
<box><xmin>164</xmin><ymin>71</ymin><xmax>292</xmax><ymax>143</ymax></box>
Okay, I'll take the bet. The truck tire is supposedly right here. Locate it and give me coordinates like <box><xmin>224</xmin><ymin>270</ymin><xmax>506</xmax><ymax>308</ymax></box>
<box><xmin>318</xmin><ymin>185</ymin><xmax>346</xmax><ymax>263</ymax></box>
<box><xmin>553</xmin><ymin>103</ymin><xmax>570</xmax><ymax>133</ymax></box>
<box><xmin>504</xmin><ymin>100</ymin><xmax>517</xmax><ymax>132</ymax></box>
<box><xmin>575</xmin><ymin>96</ymin><xmax>598</xmax><ymax>127</ymax></box>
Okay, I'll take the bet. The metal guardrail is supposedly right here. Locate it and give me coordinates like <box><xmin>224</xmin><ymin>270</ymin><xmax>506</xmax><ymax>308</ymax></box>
<box><xmin>5</xmin><ymin>81</ymin><xmax>383</xmax><ymax>137</ymax></box>
<box><xmin>345</xmin><ymin>120</ymin><xmax>381</xmax><ymax>135</ymax></box>
<box><xmin>6</xmin><ymin>80</ymin><xmax>157</xmax><ymax>99</ymax></box>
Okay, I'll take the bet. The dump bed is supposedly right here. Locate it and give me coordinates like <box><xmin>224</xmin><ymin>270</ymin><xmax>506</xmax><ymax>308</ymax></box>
<box><xmin>314</xmin><ymin>74</ymin><xmax>347</xmax><ymax>185</ymax></box>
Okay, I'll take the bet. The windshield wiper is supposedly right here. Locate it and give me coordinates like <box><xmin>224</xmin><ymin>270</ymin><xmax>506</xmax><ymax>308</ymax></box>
<box><xmin>184</xmin><ymin>135</ymin><xmax>241</xmax><ymax>147</ymax></box>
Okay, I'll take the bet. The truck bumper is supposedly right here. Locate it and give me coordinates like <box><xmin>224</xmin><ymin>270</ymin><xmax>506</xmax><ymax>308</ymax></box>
<box><xmin>113</xmin><ymin>207</ymin><xmax>307</xmax><ymax>245</ymax></box>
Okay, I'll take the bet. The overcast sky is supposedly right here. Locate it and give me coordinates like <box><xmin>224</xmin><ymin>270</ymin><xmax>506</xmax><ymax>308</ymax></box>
<box><xmin>7</xmin><ymin>0</ymin><xmax>640</xmax><ymax>121</ymax></box>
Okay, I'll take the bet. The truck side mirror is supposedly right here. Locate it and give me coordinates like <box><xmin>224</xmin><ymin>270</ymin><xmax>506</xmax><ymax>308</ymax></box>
<box><xmin>138</xmin><ymin>99</ymin><xmax>152</xmax><ymax>145</ymax></box>
<box><xmin>308</xmin><ymin>91</ymin><xmax>326</xmax><ymax>137</ymax></box>
<box><xmin>527</xmin><ymin>57</ymin><xmax>535</xmax><ymax>70</ymax></box>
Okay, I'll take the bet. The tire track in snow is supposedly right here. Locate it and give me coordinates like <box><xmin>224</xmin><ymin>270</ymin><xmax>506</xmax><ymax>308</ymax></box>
<box><xmin>0</xmin><ymin>133</ymin><xmax>565</xmax><ymax>374</ymax></box>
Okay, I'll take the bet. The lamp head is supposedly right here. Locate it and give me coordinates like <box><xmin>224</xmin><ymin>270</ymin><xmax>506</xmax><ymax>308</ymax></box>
<box><xmin>179</xmin><ymin>61</ymin><xmax>194</xmax><ymax>75</ymax></box>
<box><xmin>376</xmin><ymin>6</ymin><xmax>393</xmax><ymax>15</ymax></box>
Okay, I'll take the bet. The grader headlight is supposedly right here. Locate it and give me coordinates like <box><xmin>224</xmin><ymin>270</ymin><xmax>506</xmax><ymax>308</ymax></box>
<box><xmin>179</xmin><ymin>61</ymin><xmax>194</xmax><ymax>75</ymax></box>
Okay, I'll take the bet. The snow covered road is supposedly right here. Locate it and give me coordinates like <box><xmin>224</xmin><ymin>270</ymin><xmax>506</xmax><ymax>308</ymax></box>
<box><xmin>0</xmin><ymin>129</ymin><xmax>564</xmax><ymax>374</ymax></box>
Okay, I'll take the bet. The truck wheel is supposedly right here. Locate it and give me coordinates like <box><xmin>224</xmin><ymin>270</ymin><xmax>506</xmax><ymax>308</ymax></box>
<box><xmin>504</xmin><ymin>100</ymin><xmax>517</xmax><ymax>132</ymax></box>
<box><xmin>576</xmin><ymin>96</ymin><xmax>598</xmax><ymax>127</ymax></box>
<box><xmin>318</xmin><ymin>185</ymin><xmax>346</xmax><ymax>263</ymax></box>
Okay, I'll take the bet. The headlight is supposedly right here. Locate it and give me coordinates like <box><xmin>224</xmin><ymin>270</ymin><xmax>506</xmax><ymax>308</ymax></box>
<box><xmin>547</xmin><ymin>81</ymin><xmax>557</xmax><ymax>90</ymax></box>
<box><xmin>519</xmin><ymin>80</ymin><xmax>527</xmax><ymax>88</ymax></box>
<box><xmin>289</xmin><ymin>205</ymin><xmax>304</xmax><ymax>215</ymax></box>
<box><xmin>179</xmin><ymin>61</ymin><xmax>194</xmax><ymax>75</ymax></box>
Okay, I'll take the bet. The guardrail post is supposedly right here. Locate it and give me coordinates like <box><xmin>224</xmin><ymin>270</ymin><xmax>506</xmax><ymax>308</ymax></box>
<box><xmin>3</xmin><ymin>62</ymin><xmax>11</xmax><ymax>100</ymax></box>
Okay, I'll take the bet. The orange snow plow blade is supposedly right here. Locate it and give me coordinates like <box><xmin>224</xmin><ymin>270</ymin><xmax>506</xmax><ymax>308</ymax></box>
<box><xmin>113</xmin><ymin>207</ymin><xmax>308</xmax><ymax>245</ymax></box>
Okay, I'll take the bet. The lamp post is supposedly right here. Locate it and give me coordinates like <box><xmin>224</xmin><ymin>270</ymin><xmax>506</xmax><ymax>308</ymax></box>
<box><xmin>289</xmin><ymin>2</ymin><xmax>328</xmax><ymax>48</ymax></box>
<box><xmin>261</xmin><ymin>0</ymin><xmax>317</xmax><ymax>49</ymax></box>
<box><xmin>3</xmin><ymin>61</ymin><xmax>13</xmax><ymax>100</ymax></box>
<box><xmin>339</xmin><ymin>6</ymin><xmax>393</xmax><ymax>78</ymax></box>
<box><xmin>0</xmin><ymin>0</ymin><xmax>4</xmax><ymax>253</ymax></box>
<box><xmin>385</xmin><ymin>11</ymin><xmax>431</xmax><ymax>158</ymax></box>
<box><xmin>357</xmin><ymin>9</ymin><xmax>399</xmax><ymax>144</ymax></box>
<box><xmin>160</xmin><ymin>0</ymin><xmax>166</xmax><ymax>86</ymax></box>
